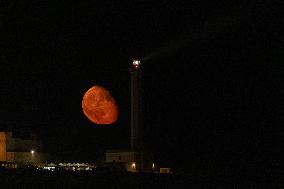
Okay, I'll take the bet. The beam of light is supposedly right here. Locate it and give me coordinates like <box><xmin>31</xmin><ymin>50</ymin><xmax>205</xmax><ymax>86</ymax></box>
<box><xmin>141</xmin><ymin>43</ymin><xmax>181</xmax><ymax>62</ymax></box>
<box><xmin>139</xmin><ymin>14</ymin><xmax>247</xmax><ymax>63</ymax></box>
<box><xmin>140</xmin><ymin>33</ymin><xmax>191</xmax><ymax>62</ymax></box>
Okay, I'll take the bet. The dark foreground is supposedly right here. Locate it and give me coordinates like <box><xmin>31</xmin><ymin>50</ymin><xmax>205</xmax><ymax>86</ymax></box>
<box><xmin>0</xmin><ymin>169</ymin><xmax>283</xmax><ymax>189</ymax></box>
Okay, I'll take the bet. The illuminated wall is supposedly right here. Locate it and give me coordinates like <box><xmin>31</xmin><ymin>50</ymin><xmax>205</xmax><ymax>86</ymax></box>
<box><xmin>7</xmin><ymin>152</ymin><xmax>48</xmax><ymax>163</ymax></box>
<box><xmin>0</xmin><ymin>132</ymin><xmax>48</xmax><ymax>164</ymax></box>
<box><xmin>105</xmin><ymin>150</ymin><xmax>153</xmax><ymax>173</ymax></box>
<box><xmin>106</xmin><ymin>151</ymin><xmax>136</xmax><ymax>163</ymax></box>
<box><xmin>0</xmin><ymin>132</ymin><xmax>7</xmax><ymax>161</ymax></box>
<box><xmin>5</xmin><ymin>132</ymin><xmax>42</xmax><ymax>152</ymax></box>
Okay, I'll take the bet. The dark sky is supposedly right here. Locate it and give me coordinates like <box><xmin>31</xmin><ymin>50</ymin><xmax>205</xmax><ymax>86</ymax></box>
<box><xmin>1</xmin><ymin>1</ymin><xmax>283</xmax><ymax>173</ymax></box>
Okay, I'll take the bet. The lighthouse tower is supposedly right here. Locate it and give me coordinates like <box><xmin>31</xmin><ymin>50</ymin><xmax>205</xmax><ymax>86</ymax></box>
<box><xmin>105</xmin><ymin>60</ymin><xmax>154</xmax><ymax>173</ymax></box>
<box><xmin>130</xmin><ymin>60</ymin><xmax>143</xmax><ymax>151</ymax></box>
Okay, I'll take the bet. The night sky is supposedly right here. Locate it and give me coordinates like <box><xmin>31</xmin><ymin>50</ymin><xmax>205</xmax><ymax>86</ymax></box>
<box><xmin>1</xmin><ymin>1</ymin><xmax>283</xmax><ymax>173</ymax></box>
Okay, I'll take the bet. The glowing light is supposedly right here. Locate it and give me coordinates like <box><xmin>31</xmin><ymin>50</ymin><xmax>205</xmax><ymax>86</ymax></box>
<box><xmin>133</xmin><ymin>60</ymin><xmax>140</xmax><ymax>65</ymax></box>
<box><xmin>132</xmin><ymin>60</ymin><xmax>141</xmax><ymax>69</ymax></box>
<box><xmin>131</xmin><ymin>162</ymin><xmax>136</xmax><ymax>169</ymax></box>
<box><xmin>31</xmin><ymin>150</ymin><xmax>35</xmax><ymax>154</ymax></box>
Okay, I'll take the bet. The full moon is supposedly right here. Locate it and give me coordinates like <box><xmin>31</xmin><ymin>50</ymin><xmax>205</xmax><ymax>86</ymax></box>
<box><xmin>82</xmin><ymin>85</ymin><xmax>119</xmax><ymax>124</ymax></box>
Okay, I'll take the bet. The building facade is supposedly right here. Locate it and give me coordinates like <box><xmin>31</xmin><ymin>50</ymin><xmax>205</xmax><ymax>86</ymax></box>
<box><xmin>105</xmin><ymin>150</ymin><xmax>153</xmax><ymax>172</ymax></box>
<box><xmin>0</xmin><ymin>132</ymin><xmax>48</xmax><ymax>167</ymax></box>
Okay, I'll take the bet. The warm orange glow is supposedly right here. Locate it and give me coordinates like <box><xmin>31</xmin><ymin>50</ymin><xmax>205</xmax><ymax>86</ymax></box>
<box><xmin>82</xmin><ymin>85</ymin><xmax>119</xmax><ymax>124</ymax></box>
<box><xmin>0</xmin><ymin>132</ymin><xmax>7</xmax><ymax>161</ymax></box>
<box><xmin>132</xmin><ymin>163</ymin><xmax>136</xmax><ymax>169</ymax></box>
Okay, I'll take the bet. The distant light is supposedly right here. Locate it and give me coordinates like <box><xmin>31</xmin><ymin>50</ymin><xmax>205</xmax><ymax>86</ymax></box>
<box><xmin>131</xmin><ymin>162</ymin><xmax>136</xmax><ymax>169</ymax></box>
<box><xmin>43</xmin><ymin>166</ymin><xmax>55</xmax><ymax>171</ymax></box>
<box><xmin>152</xmin><ymin>163</ymin><xmax>155</xmax><ymax>169</ymax></box>
<box><xmin>133</xmin><ymin>60</ymin><xmax>140</xmax><ymax>65</ymax></box>
<box><xmin>132</xmin><ymin>60</ymin><xmax>141</xmax><ymax>69</ymax></box>
<box><xmin>31</xmin><ymin>150</ymin><xmax>35</xmax><ymax>154</ymax></box>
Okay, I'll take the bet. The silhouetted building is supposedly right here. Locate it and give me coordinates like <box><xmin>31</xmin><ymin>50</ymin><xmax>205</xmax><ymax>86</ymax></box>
<box><xmin>105</xmin><ymin>149</ymin><xmax>153</xmax><ymax>172</ymax></box>
<box><xmin>0</xmin><ymin>131</ymin><xmax>49</xmax><ymax>168</ymax></box>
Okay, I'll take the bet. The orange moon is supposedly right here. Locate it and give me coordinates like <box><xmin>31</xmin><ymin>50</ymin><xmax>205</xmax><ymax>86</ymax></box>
<box><xmin>82</xmin><ymin>85</ymin><xmax>118</xmax><ymax>124</ymax></box>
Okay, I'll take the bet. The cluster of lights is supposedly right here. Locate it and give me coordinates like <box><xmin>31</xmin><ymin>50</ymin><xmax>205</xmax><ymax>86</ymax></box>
<box><xmin>132</xmin><ymin>59</ymin><xmax>141</xmax><ymax>69</ymax></box>
<box><xmin>42</xmin><ymin>162</ymin><xmax>94</xmax><ymax>171</ymax></box>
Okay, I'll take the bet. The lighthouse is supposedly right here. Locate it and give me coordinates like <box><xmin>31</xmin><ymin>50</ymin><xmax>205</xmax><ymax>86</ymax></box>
<box><xmin>105</xmin><ymin>59</ymin><xmax>153</xmax><ymax>173</ymax></box>
<box><xmin>130</xmin><ymin>60</ymin><xmax>143</xmax><ymax>151</ymax></box>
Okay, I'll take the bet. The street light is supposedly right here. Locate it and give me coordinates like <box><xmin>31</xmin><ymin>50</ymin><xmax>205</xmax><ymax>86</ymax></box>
<box><xmin>30</xmin><ymin>150</ymin><xmax>35</xmax><ymax>164</ymax></box>
<box><xmin>131</xmin><ymin>162</ymin><xmax>136</xmax><ymax>169</ymax></box>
